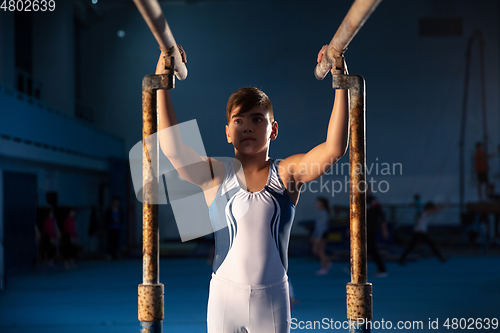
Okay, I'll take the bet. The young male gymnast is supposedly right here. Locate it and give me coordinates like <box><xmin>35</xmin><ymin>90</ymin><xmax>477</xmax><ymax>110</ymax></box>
<box><xmin>156</xmin><ymin>45</ymin><xmax>348</xmax><ymax>333</ymax></box>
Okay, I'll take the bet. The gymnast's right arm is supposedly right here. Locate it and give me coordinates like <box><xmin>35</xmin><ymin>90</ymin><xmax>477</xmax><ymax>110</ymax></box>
<box><xmin>156</xmin><ymin>50</ymin><xmax>224</xmax><ymax>193</ymax></box>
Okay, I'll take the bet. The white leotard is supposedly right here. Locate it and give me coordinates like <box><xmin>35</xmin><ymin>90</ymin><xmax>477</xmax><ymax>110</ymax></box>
<box><xmin>208</xmin><ymin>158</ymin><xmax>296</xmax><ymax>285</ymax></box>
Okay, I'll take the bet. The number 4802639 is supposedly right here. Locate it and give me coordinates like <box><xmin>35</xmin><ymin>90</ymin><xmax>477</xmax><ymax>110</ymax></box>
<box><xmin>1</xmin><ymin>0</ymin><xmax>56</xmax><ymax>12</ymax></box>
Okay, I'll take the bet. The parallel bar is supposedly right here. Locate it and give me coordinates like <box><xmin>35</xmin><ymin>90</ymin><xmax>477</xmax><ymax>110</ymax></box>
<box><xmin>332</xmin><ymin>74</ymin><xmax>372</xmax><ymax>333</ymax></box>
<box><xmin>315</xmin><ymin>0</ymin><xmax>382</xmax><ymax>80</ymax></box>
<box><xmin>138</xmin><ymin>73</ymin><xmax>174</xmax><ymax>333</ymax></box>
<box><xmin>133</xmin><ymin>0</ymin><xmax>188</xmax><ymax>80</ymax></box>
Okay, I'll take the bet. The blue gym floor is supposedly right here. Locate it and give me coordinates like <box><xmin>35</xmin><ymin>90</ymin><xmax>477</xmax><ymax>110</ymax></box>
<box><xmin>0</xmin><ymin>256</ymin><xmax>499</xmax><ymax>332</ymax></box>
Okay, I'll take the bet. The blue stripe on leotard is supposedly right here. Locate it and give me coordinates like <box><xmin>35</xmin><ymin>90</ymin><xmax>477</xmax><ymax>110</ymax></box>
<box><xmin>266</xmin><ymin>184</ymin><xmax>295</xmax><ymax>272</ymax></box>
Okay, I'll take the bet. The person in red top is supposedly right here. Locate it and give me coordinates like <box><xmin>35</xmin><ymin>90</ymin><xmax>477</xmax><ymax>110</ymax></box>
<box><xmin>64</xmin><ymin>209</ymin><xmax>78</xmax><ymax>238</ymax></box>
<box><xmin>62</xmin><ymin>208</ymin><xmax>79</xmax><ymax>269</ymax></box>
<box><xmin>474</xmin><ymin>142</ymin><xmax>494</xmax><ymax>201</ymax></box>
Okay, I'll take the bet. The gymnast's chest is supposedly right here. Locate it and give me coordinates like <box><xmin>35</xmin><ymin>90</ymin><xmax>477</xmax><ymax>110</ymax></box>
<box><xmin>225</xmin><ymin>189</ymin><xmax>278</xmax><ymax>229</ymax></box>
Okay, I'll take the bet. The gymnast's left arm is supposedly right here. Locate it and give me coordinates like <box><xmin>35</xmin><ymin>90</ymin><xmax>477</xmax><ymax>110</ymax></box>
<box><xmin>280</xmin><ymin>89</ymin><xmax>348</xmax><ymax>185</ymax></box>
<box><xmin>279</xmin><ymin>46</ymin><xmax>349</xmax><ymax>186</ymax></box>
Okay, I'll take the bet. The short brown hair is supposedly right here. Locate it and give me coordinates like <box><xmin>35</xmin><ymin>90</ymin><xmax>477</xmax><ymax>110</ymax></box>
<box><xmin>226</xmin><ymin>87</ymin><xmax>273</xmax><ymax>123</ymax></box>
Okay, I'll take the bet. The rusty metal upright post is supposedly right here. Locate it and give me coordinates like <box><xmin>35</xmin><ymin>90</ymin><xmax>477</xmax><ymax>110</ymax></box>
<box><xmin>332</xmin><ymin>74</ymin><xmax>372</xmax><ymax>333</ymax></box>
<box><xmin>138</xmin><ymin>72</ymin><xmax>174</xmax><ymax>333</ymax></box>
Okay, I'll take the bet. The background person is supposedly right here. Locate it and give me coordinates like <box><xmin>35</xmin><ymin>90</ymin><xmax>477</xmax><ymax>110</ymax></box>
<box><xmin>366</xmin><ymin>187</ymin><xmax>389</xmax><ymax>277</ymax></box>
<box><xmin>474</xmin><ymin>142</ymin><xmax>493</xmax><ymax>201</ymax></box>
<box><xmin>61</xmin><ymin>208</ymin><xmax>79</xmax><ymax>269</ymax></box>
<box><xmin>311</xmin><ymin>197</ymin><xmax>332</xmax><ymax>275</ymax></box>
<box><xmin>399</xmin><ymin>201</ymin><xmax>448</xmax><ymax>265</ymax></box>
<box><xmin>106</xmin><ymin>196</ymin><xmax>123</xmax><ymax>260</ymax></box>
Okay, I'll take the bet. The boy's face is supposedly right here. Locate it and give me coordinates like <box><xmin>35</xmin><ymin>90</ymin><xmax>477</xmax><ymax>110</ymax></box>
<box><xmin>225</xmin><ymin>105</ymin><xmax>278</xmax><ymax>155</ymax></box>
